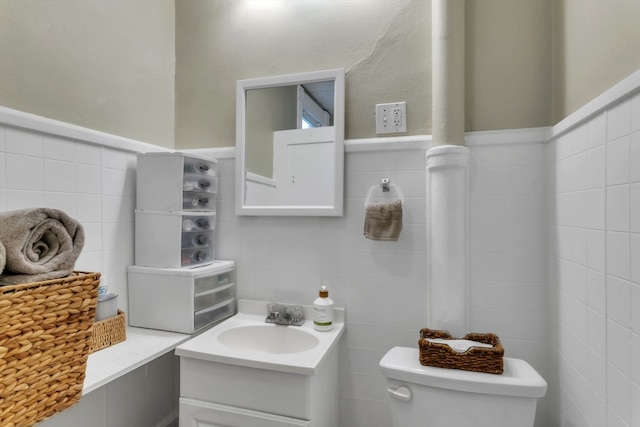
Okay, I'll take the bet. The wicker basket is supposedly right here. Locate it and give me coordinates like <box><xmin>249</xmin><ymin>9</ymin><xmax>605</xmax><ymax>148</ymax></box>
<box><xmin>90</xmin><ymin>310</ymin><xmax>126</xmax><ymax>353</ymax></box>
<box><xmin>0</xmin><ymin>271</ymin><xmax>100</xmax><ymax>427</ymax></box>
<box><xmin>418</xmin><ymin>328</ymin><xmax>505</xmax><ymax>374</ymax></box>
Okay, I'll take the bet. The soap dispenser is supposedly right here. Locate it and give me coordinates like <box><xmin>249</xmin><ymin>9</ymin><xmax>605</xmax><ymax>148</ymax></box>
<box><xmin>313</xmin><ymin>282</ymin><xmax>334</xmax><ymax>331</ymax></box>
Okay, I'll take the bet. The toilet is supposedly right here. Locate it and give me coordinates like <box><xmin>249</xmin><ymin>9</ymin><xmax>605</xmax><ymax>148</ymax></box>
<box><xmin>379</xmin><ymin>346</ymin><xmax>547</xmax><ymax>427</ymax></box>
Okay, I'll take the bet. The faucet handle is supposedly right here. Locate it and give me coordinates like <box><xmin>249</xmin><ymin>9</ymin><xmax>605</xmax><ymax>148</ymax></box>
<box><xmin>267</xmin><ymin>311</ymin><xmax>279</xmax><ymax>320</ymax></box>
<box><xmin>287</xmin><ymin>305</ymin><xmax>304</xmax><ymax>322</ymax></box>
<box><xmin>267</xmin><ymin>302</ymin><xmax>281</xmax><ymax>316</ymax></box>
<box><xmin>265</xmin><ymin>303</ymin><xmax>305</xmax><ymax>325</ymax></box>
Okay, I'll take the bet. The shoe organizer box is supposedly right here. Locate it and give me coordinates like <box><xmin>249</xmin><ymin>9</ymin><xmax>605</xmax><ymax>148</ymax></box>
<box><xmin>128</xmin><ymin>261</ymin><xmax>236</xmax><ymax>334</ymax></box>
<box><xmin>134</xmin><ymin>210</ymin><xmax>216</xmax><ymax>268</ymax></box>
<box><xmin>136</xmin><ymin>152</ymin><xmax>218</xmax><ymax>212</ymax></box>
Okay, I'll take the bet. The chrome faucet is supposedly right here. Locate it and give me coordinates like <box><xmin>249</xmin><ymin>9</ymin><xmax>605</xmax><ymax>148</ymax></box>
<box><xmin>265</xmin><ymin>303</ymin><xmax>305</xmax><ymax>326</ymax></box>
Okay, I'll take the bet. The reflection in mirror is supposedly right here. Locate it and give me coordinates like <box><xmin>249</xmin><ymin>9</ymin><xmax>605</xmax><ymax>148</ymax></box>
<box><xmin>245</xmin><ymin>82</ymin><xmax>334</xmax><ymax>180</ymax></box>
<box><xmin>236</xmin><ymin>69</ymin><xmax>344</xmax><ymax>216</ymax></box>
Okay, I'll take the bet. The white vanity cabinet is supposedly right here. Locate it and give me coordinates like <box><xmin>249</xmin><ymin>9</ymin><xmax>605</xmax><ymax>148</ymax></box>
<box><xmin>175</xmin><ymin>300</ymin><xmax>343</xmax><ymax>427</ymax></box>
<box><xmin>179</xmin><ymin>399</ymin><xmax>310</xmax><ymax>427</ymax></box>
<box><xmin>178</xmin><ymin>349</ymin><xmax>338</xmax><ymax>427</ymax></box>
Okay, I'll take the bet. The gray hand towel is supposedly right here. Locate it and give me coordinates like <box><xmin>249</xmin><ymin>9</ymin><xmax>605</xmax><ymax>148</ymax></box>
<box><xmin>363</xmin><ymin>200</ymin><xmax>403</xmax><ymax>241</ymax></box>
<box><xmin>0</xmin><ymin>208</ymin><xmax>85</xmax><ymax>285</ymax></box>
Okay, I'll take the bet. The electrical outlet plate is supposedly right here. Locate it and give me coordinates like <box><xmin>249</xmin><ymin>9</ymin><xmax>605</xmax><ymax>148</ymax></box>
<box><xmin>375</xmin><ymin>102</ymin><xmax>407</xmax><ymax>134</ymax></box>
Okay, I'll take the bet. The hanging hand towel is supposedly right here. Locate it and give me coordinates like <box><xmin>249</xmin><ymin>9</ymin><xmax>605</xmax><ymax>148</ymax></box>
<box><xmin>363</xmin><ymin>199</ymin><xmax>403</xmax><ymax>241</ymax></box>
<box><xmin>0</xmin><ymin>208</ymin><xmax>85</xmax><ymax>285</ymax></box>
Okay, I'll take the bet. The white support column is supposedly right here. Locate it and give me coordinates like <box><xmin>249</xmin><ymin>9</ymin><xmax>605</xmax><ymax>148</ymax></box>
<box><xmin>427</xmin><ymin>0</ymin><xmax>468</xmax><ymax>337</ymax></box>
<box><xmin>426</xmin><ymin>145</ymin><xmax>469</xmax><ymax>337</ymax></box>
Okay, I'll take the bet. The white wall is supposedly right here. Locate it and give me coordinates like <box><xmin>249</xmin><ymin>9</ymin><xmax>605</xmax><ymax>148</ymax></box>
<box><xmin>467</xmin><ymin>131</ymin><xmax>552</xmax><ymax>425</ymax></box>
<box><xmin>0</xmin><ymin>1</ymin><xmax>176</xmax><ymax>148</ymax></box>
<box><xmin>548</xmin><ymin>82</ymin><xmax>640</xmax><ymax>427</ymax></box>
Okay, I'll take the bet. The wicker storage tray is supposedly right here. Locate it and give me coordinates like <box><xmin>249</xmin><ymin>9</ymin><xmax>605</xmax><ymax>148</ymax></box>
<box><xmin>0</xmin><ymin>271</ymin><xmax>100</xmax><ymax>427</ymax></box>
<box><xmin>90</xmin><ymin>310</ymin><xmax>126</xmax><ymax>353</ymax></box>
<box><xmin>418</xmin><ymin>328</ymin><xmax>504</xmax><ymax>374</ymax></box>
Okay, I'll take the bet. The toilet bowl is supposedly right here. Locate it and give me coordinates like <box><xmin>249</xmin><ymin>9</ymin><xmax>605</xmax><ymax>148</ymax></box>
<box><xmin>379</xmin><ymin>346</ymin><xmax>547</xmax><ymax>427</ymax></box>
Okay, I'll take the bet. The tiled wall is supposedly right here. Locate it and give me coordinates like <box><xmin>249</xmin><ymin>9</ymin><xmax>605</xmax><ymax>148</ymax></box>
<box><xmin>467</xmin><ymin>134</ymin><xmax>552</xmax><ymax>426</ymax></box>
<box><xmin>206</xmin><ymin>132</ymin><xmax>552</xmax><ymax>426</ymax></box>
<box><xmin>212</xmin><ymin>147</ymin><xmax>428</xmax><ymax>427</ymax></box>
<box><xmin>0</xmin><ymin>125</ymin><xmax>137</xmax><ymax>311</ymax></box>
<box><xmin>548</xmin><ymin>90</ymin><xmax>640</xmax><ymax>427</ymax></box>
<box><xmin>0</xmin><ymin>119</ymin><xmax>552</xmax><ymax>426</ymax></box>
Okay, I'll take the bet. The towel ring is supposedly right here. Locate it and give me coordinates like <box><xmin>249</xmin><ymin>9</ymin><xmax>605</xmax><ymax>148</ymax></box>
<box><xmin>365</xmin><ymin>179</ymin><xmax>404</xmax><ymax>207</ymax></box>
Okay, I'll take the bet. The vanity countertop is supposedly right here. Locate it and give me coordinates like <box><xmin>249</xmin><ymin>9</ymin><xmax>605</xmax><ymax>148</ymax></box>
<box><xmin>175</xmin><ymin>299</ymin><xmax>345</xmax><ymax>375</ymax></box>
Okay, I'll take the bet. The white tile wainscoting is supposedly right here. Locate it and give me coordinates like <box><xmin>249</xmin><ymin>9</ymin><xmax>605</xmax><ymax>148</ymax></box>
<box><xmin>1</xmin><ymin>69</ymin><xmax>638</xmax><ymax>427</ymax></box>
<box><xmin>196</xmin><ymin>128</ymin><xmax>553</xmax><ymax>427</ymax></box>
<box><xmin>547</xmin><ymin>74</ymin><xmax>640</xmax><ymax>427</ymax></box>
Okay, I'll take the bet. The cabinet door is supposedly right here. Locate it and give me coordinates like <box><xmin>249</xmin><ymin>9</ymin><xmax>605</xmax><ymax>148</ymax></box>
<box><xmin>180</xmin><ymin>398</ymin><xmax>310</xmax><ymax>427</ymax></box>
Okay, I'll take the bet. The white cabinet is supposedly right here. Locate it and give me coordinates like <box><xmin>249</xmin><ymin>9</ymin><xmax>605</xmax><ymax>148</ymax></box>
<box><xmin>179</xmin><ymin>399</ymin><xmax>310</xmax><ymax>427</ymax></box>
<box><xmin>177</xmin><ymin>337</ymin><xmax>339</xmax><ymax>427</ymax></box>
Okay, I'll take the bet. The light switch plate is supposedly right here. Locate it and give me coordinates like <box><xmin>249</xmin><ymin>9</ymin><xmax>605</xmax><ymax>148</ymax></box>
<box><xmin>376</xmin><ymin>102</ymin><xmax>407</xmax><ymax>134</ymax></box>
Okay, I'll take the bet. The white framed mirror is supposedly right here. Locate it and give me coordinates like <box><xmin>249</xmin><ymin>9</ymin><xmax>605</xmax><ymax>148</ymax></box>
<box><xmin>235</xmin><ymin>68</ymin><xmax>345</xmax><ymax>216</ymax></box>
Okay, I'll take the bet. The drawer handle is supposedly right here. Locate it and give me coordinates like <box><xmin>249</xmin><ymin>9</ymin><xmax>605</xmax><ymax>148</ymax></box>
<box><xmin>193</xmin><ymin>250</ymin><xmax>209</xmax><ymax>262</ymax></box>
<box><xmin>192</xmin><ymin>195</ymin><xmax>209</xmax><ymax>207</ymax></box>
<box><xmin>193</xmin><ymin>234</ymin><xmax>209</xmax><ymax>246</ymax></box>
<box><xmin>387</xmin><ymin>386</ymin><xmax>412</xmax><ymax>402</ymax></box>
<box><xmin>195</xmin><ymin>218</ymin><xmax>210</xmax><ymax>229</ymax></box>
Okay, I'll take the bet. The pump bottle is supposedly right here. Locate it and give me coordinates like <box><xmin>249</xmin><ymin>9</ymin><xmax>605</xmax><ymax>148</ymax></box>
<box><xmin>313</xmin><ymin>283</ymin><xmax>334</xmax><ymax>331</ymax></box>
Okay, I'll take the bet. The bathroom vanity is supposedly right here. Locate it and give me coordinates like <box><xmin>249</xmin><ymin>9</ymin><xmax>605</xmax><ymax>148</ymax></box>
<box><xmin>175</xmin><ymin>300</ymin><xmax>345</xmax><ymax>427</ymax></box>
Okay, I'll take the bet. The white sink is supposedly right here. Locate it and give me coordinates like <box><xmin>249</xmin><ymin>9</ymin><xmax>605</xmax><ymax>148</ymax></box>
<box><xmin>217</xmin><ymin>324</ymin><xmax>320</xmax><ymax>354</ymax></box>
<box><xmin>175</xmin><ymin>299</ymin><xmax>345</xmax><ymax>375</ymax></box>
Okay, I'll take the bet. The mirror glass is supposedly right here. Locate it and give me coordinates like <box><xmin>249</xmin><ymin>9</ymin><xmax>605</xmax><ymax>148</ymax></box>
<box><xmin>235</xmin><ymin>69</ymin><xmax>344</xmax><ymax>216</ymax></box>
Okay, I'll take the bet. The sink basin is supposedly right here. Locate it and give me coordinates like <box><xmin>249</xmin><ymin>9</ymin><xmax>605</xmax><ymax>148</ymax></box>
<box><xmin>217</xmin><ymin>324</ymin><xmax>320</xmax><ymax>354</ymax></box>
<box><xmin>175</xmin><ymin>299</ymin><xmax>345</xmax><ymax>375</ymax></box>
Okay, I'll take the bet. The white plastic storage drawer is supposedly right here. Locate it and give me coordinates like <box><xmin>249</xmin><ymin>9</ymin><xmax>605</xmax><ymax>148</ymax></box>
<box><xmin>137</xmin><ymin>152</ymin><xmax>218</xmax><ymax>211</ymax></box>
<box><xmin>128</xmin><ymin>261</ymin><xmax>236</xmax><ymax>334</ymax></box>
<box><xmin>194</xmin><ymin>300</ymin><xmax>235</xmax><ymax>331</ymax></box>
<box><xmin>194</xmin><ymin>283</ymin><xmax>235</xmax><ymax>311</ymax></box>
<box><xmin>135</xmin><ymin>210</ymin><xmax>215</xmax><ymax>268</ymax></box>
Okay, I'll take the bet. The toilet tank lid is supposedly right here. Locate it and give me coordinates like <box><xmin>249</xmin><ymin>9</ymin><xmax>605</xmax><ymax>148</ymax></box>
<box><xmin>379</xmin><ymin>346</ymin><xmax>547</xmax><ymax>398</ymax></box>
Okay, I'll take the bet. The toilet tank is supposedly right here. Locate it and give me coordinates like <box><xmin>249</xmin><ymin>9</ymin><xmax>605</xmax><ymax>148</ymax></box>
<box><xmin>379</xmin><ymin>346</ymin><xmax>547</xmax><ymax>427</ymax></box>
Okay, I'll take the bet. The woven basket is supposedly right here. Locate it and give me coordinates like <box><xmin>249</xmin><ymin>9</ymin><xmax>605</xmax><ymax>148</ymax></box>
<box><xmin>418</xmin><ymin>328</ymin><xmax>504</xmax><ymax>374</ymax></box>
<box><xmin>90</xmin><ymin>310</ymin><xmax>126</xmax><ymax>353</ymax></box>
<box><xmin>0</xmin><ymin>271</ymin><xmax>100</xmax><ymax>427</ymax></box>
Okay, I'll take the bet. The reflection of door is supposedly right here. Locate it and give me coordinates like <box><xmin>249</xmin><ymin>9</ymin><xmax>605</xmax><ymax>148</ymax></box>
<box><xmin>288</xmin><ymin>141</ymin><xmax>334</xmax><ymax>205</ymax></box>
<box><xmin>272</xmin><ymin>127</ymin><xmax>335</xmax><ymax>206</ymax></box>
